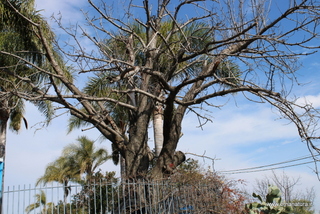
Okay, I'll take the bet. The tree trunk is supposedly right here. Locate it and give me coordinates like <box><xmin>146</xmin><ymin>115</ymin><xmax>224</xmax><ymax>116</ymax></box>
<box><xmin>63</xmin><ymin>179</ymin><xmax>69</xmax><ymax>214</ymax></box>
<box><xmin>124</xmin><ymin>133</ymin><xmax>152</xmax><ymax>180</ymax></box>
<box><xmin>118</xmin><ymin>155</ymin><xmax>124</xmax><ymax>179</ymax></box>
<box><xmin>0</xmin><ymin>108</ymin><xmax>9</xmax><ymax>214</ymax></box>
<box><xmin>153</xmin><ymin>90</ymin><xmax>165</xmax><ymax>157</ymax></box>
<box><xmin>153</xmin><ymin>106</ymin><xmax>163</xmax><ymax>157</ymax></box>
<box><xmin>150</xmin><ymin>101</ymin><xmax>187</xmax><ymax>180</ymax></box>
<box><xmin>121</xmin><ymin>70</ymin><xmax>159</xmax><ymax>180</ymax></box>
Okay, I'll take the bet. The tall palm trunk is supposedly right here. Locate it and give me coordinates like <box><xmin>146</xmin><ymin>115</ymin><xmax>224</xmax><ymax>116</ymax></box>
<box><xmin>0</xmin><ymin>107</ymin><xmax>9</xmax><ymax>214</ymax></box>
<box><xmin>63</xmin><ymin>180</ymin><xmax>69</xmax><ymax>205</ymax></box>
<box><xmin>153</xmin><ymin>105</ymin><xmax>163</xmax><ymax>157</ymax></box>
<box><xmin>153</xmin><ymin>91</ymin><xmax>165</xmax><ymax>157</ymax></box>
<box><xmin>63</xmin><ymin>179</ymin><xmax>69</xmax><ymax>213</ymax></box>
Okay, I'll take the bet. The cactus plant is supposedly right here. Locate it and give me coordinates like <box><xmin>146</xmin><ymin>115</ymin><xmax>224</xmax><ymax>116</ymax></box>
<box><xmin>245</xmin><ymin>185</ymin><xmax>293</xmax><ymax>214</ymax></box>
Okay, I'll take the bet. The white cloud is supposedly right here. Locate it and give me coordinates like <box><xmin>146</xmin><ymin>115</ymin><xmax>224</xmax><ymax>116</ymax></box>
<box><xmin>35</xmin><ymin>0</ymin><xmax>87</xmax><ymax>22</ymax></box>
<box><xmin>296</xmin><ymin>94</ymin><xmax>320</xmax><ymax>108</ymax></box>
<box><xmin>181</xmin><ymin>102</ymin><xmax>298</xmax><ymax>148</ymax></box>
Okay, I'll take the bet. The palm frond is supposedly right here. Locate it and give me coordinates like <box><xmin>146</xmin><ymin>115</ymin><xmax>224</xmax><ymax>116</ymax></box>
<box><xmin>84</xmin><ymin>74</ymin><xmax>114</xmax><ymax>97</ymax></box>
<box><xmin>31</xmin><ymin>100</ymin><xmax>54</xmax><ymax>125</ymax></box>
<box><xmin>25</xmin><ymin>202</ymin><xmax>40</xmax><ymax>214</ymax></box>
<box><xmin>60</xmin><ymin>136</ymin><xmax>110</xmax><ymax>181</ymax></box>
<box><xmin>0</xmin><ymin>0</ymin><xmax>72</xmax><ymax>133</ymax></box>
<box><xmin>37</xmin><ymin>190</ymin><xmax>47</xmax><ymax>205</ymax></box>
<box><xmin>25</xmin><ymin>190</ymin><xmax>56</xmax><ymax>214</ymax></box>
<box><xmin>36</xmin><ymin>156</ymin><xmax>81</xmax><ymax>187</ymax></box>
<box><xmin>8</xmin><ymin>98</ymin><xmax>25</xmax><ymax>132</ymax></box>
<box><xmin>67</xmin><ymin>109</ymin><xmax>92</xmax><ymax>133</ymax></box>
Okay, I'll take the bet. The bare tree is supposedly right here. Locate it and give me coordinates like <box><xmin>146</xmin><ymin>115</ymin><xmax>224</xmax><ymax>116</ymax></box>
<box><xmin>254</xmin><ymin>173</ymin><xmax>296</xmax><ymax>202</ymax></box>
<box><xmin>1</xmin><ymin>0</ymin><xmax>320</xmax><ymax>180</ymax></box>
<box><xmin>253</xmin><ymin>171</ymin><xmax>315</xmax><ymax>202</ymax></box>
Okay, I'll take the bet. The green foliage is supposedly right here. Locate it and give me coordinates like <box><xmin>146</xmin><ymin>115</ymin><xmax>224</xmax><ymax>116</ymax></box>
<box><xmin>71</xmin><ymin>171</ymin><xmax>118</xmax><ymax>214</ymax></box>
<box><xmin>68</xmin><ymin>72</ymin><xmax>128</xmax><ymax>138</ymax></box>
<box><xmin>83</xmin><ymin>73</ymin><xmax>129</xmax><ymax>132</ymax></box>
<box><xmin>101</xmin><ymin>20</ymin><xmax>240</xmax><ymax>82</ymax></box>
<box><xmin>62</xmin><ymin>136</ymin><xmax>111</xmax><ymax>183</ymax></box>
<box><xmin>25</xmin><ymin>190</ymin><xmax>56</xmax><ymax>214</ymax></box>
<box><xmin>67</xmin><ymin>109</ymin><xmax>92</xmax><ymax>134</ymax></box>
<box><xmin>36</xmin><ymin>155</ymin><xmax>81</xmax><ymax>186</ymax></box>
<box><xmin>177</xmin><ymin>158</ymin><xmax>201</xmax><ymax>173</ymax></box>
<box><xmin>170</xmin><ymin>158</ymin><xmax>204</xmax><ymax>183</ymax></box>
<box><xmin>37</xmin><ymin>136</ymin><xmax>111</xmax><ymax>187</ymax></box>
<box><xmin>245</xmin><ymin>185</ymin><xmax>293</xmax><ymax>214</ymax></box>
<box><xmin>0</xmin><ymin>0</ymin><xmax>44</xmax><ymax>64</ymax></box>
<box><xmin>0</xmin><ymin>0</ymin><xmax>69</xmax><ymax>134</ymax></box>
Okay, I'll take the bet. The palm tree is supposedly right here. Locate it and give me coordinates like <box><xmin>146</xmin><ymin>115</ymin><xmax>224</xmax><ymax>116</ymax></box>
<box><xmin>37</xmin><ymin>136</ymin><xmax>110</xmax><ymax>205</ymax></box>
<box><xmin>62</xmin><ymin>136</ymin><xmax>111</xmax><ymax>184</ymax></box>
<box><xmin>0</xmin><ymin>1</ymin><xmax>71</xmax><ymax>210</ymax></box>
<box><xmin>36</xmin><ymin>156</ymin><xmax>80</xmax><ymax>204</ymax></box>
<box><xmin>25</xmin><ymin>190</ymin><xmax>55</xmax><ymax>214</ymax></box>
<box><xmin>0</xmin><ymin>0</ymin><xmax>56</xmax><ymax>211</ymax></box>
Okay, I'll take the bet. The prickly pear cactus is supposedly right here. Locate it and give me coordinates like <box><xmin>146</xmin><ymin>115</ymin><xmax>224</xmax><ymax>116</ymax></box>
<box><xmin>244</xmin><ymin>185</ymin><xmax>293</xmax><ymax>214</ymax></box>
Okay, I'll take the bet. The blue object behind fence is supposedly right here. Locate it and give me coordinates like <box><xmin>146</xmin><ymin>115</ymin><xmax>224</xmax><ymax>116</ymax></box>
<box><xmin>179</xmin><ymin>205</ymin><xmax>194</xmax><ymax>214</ymax></box>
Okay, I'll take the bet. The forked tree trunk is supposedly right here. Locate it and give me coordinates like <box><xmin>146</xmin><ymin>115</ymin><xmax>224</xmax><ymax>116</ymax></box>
<box><xmin>150</xmin><ymin>104</ymin><xmax>186</xmax><ymax>180</ymax></box>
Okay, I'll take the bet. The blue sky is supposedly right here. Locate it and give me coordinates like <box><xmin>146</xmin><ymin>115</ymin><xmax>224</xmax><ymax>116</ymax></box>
<box><xmin>4</xmin><ymin>0</ymin><xmax>320</xmax><ymax>212</ymax></box>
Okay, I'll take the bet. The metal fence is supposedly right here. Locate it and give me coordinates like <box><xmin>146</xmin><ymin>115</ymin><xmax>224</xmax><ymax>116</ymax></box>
<box><xmin>3</xmin><ymin>180</ymin><xmax>221</xmax><ymax>214</ymax></box>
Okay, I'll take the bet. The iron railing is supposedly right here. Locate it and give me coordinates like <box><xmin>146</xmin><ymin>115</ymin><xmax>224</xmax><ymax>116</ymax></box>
<box><xmin>3</xmin><ymin>180</ymin><xmax>221</xmax><ymax>214</ymax></box>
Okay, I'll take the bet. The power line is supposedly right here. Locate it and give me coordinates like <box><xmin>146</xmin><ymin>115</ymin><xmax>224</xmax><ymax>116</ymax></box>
<box><xmin>222</xmin><ymin>160</ymin><xmax>315</xmax><ymax>174</ymax></box>
<box><xmin>219</xmin><ymin>154</ymin><xmax>319</xmax><ymax>174</ymax></box>
<box><xmin>220</xmin><ymin>154</ymin><xmax>317</xmax><ymax>173</ymax></box>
